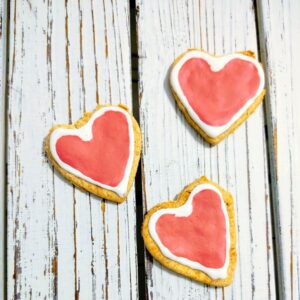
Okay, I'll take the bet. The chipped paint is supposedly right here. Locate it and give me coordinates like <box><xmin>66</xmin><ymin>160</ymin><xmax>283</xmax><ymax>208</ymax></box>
<box><xmin>273</xmin><ymin>127</ymin><xmax>278</xmax><ymax>180</ymax></box>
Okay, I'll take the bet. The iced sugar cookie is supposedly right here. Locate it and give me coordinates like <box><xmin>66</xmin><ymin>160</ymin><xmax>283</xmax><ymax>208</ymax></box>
<box><xmin>45</xmin><ymin>105</ymin><xmax>141</xmax><ymax>203</ymax></box>
<box><xmin>170</xmin><ymin>49</ymin><xmax>265</xmax><ymax>144</ymax></box>
<box><xmin>142</xmin><ymin>176</ymin><xmax>237</xmax><ymax>286</ymax></box>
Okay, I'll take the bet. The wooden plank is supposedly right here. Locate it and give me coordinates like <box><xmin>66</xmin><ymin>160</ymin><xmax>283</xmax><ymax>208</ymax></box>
<box><xmin>257</xmin><ymin>0</ymin><xmax>300</xmax><ymax>298</ymax></box>
<box><xmin>0</xmin><ymin>0</ymin><xmax>7</xmax><ymax>298</ymax></box>
<box><xmin>137</xmin><ymin>0</ymin><xmax>276</xmax><ymax>298</ymax></box>
<box><xmin>7</xmin><ymin>0</ymin><xmax>138</xmax><ymax>299</ymax></box>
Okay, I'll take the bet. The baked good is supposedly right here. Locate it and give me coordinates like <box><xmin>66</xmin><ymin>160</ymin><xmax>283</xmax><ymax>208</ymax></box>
<box><xmin>170</xmin><ymin>49</ymin><xmax>266</xmax><ymax>144</ymax></box>
<box><xmin>45</xmin><ymin>104</ymin><xmax>141</xmax><ymax>203</ymax></box>
<box><xmin>142</xmin><ymin>176</ymin><xmax>237</xmax><ymax>286</ymax></box>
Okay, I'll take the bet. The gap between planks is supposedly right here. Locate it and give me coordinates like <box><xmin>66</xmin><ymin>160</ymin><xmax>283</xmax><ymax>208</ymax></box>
<box><xmin>1</xmin><ymin>0</ymin><xmax>8</xmax><ymax>299</ymax></box>
<box><xmin>130</xmin><ymin>0</ymin><xmax>147</xmax><ymax>298</ymax></box>
<box><xmin>253</xmin><ymin>1</ymin><xmax>281</xmax><ymax>298</ymax></box>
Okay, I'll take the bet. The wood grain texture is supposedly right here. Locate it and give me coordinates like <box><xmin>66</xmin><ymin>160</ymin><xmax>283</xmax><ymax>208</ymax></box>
<box><xmin>6</xmin><ymin>0</ymin><xmax>137</xmax><ymax>299</ymax></box>
<box><xmin>257</xmin><ymin>0</ymin><xmax>300</xmax><ymax>298</ymax></box>
<box><xmin>0</xmin><ymin>0</ymin><xmax>7</xmax><ymax>298</ymax></box>
<box><xmin>136</xmin><ymin>0</ymin><xmax>276</xmax><ymax>298</ymax></box>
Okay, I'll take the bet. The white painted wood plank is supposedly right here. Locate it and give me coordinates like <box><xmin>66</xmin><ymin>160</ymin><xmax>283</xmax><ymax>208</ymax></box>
<box><xmin>257</xmin><ymin>0</ymin><xmax>300</xmax><ymax>298</ymax></box>
<box><xmin>7</xmin><ymin>0</ymin><xmax>138</xmax><ymax>299</ymax></box>
<box><xmin>0</xmin><ymin>0</ymin><xmax>7</xmax><ymax>298</ymax></box>
<box><xmin>137</xmin><ymin>0</ymin><xmax>276</xmax><ymax>298</ymax></box>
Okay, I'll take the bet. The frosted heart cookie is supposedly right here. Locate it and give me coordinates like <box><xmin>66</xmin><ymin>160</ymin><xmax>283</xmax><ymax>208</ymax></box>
<box><xmin>170</xmin><ymin>49</ymin><xmax>266</xmax><ymax>144</ymax></box>
<box><xmin>45</xmin><ymin>105</ymin><xmax>141</xmax><ymax>203</ymax></box>
<box><xmin>142</xmin><ymin>176</ymin><xmax>237</xmax><ymax>286</ymax></box>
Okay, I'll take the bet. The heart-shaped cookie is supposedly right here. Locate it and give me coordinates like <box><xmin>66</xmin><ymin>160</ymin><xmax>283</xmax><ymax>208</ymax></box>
<box><xmin>170</xmin><ymin>49</ymin><xmax>266</xmax><ymax>144</ymax></box>
<box><xmin>142</xmin><ymin>176</ymin><xmax>236</xmax><ymax>286</ymax></box>
<box><xmin>45</xmin><ymin>105</ymin><xmax>141</xmax><ymax>203</ymax></box>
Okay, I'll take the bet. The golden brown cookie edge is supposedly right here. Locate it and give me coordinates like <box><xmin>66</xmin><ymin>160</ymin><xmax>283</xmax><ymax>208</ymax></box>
<box><xmin>142</xmin><ymin>176</ymin><xmax>237</xmax><ymax>287</ymax></box>
<box><xmin>169</xmin><ymin>49</ymin><xmax>266</xmax><ymax>145</ymax></box>
<box><xmin>45</xmin><ymin>104</ymin><xmax>142</xmax><ymax>203</ymax></box>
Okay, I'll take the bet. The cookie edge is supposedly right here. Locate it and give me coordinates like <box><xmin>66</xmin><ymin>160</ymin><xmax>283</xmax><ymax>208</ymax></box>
<box><xmin>142</xmin><ymin>176</ymin><xmax>237</xmax><ymax>287</ymax></box>
<box><xmin>169</xmin><ymin>49</ymin><xmax>266</xmax><ymax>145</ymax></box>
<box><xmin>44</xmin><ymin>104</ymin><xmax>142</xmax><ymax>203</ymax></box>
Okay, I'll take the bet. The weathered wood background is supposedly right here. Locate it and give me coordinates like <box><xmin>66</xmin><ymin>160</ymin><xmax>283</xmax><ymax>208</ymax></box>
<box><xmin>0</xmin><ymin>0</ymin><xmax>6</xmax><ymax>299</ymax></box>
<box><xmin>7</xmin><ymin>1</ymin><xmax>137</xmax><ymax>299</ymax></box>
<box><xmin>1</xmin><ymin>0</ymin><xmax>299</xmax><ymax>299</ymax></box>
<box><xmin>137</xmin><ymin>0</ymin><xmax>275</xmax><ymax>299</ymax></box>
<box><xmin>257</xmin><ymin>1</ymin><xmax>300</xmax><ymax>299</ymax></box>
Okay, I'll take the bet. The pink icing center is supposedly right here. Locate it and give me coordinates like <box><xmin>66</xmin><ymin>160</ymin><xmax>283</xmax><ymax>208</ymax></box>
<box><xmin>178</xmin><ymin>57</ymin><xmax>260</xmax><ymax>126</ymax></box>
<box><xmin>155</xmin><ymin>189</ymin><xmax>227</xmax><ymax>268</ymax></box>
<box><xmin>55</xmin><ymin>110</ymin><xmax>130</xmax><ymax>187</ymax></box>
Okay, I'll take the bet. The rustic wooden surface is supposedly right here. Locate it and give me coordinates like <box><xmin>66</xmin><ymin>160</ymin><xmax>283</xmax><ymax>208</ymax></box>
<box><xmin>6</xmin><ymin>1</ymin><xmax>137</xmax><ymax>299</ymax></box>
<box><xmin>1</xmin><ymin>0</ymin><xmax>300</xmax><ymax>299</ymax></box>
<box><xmin>0</xmin><ymin>0</ymin><xmax>6</xmax><ymax>299</ymax></box>
<box><xmin>137</xmin><ymin>0</ymin><xmax>275</xmax><ymax>299</ymax></box>
<box><xmin>257</xmin><ymin>0</ymin><xmax>300</xmax><ymax>299</ymax></box>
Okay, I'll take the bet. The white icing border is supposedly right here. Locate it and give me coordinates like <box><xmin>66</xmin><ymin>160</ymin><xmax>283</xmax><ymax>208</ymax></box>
<box><xmin>170</xmin><ymin>50</ymin><xmax>265</xmax><ymax>138</ymax></box>
<box><xmin>148</xmin><ymin>183</ymin><xmax>231</xmax><ymax>280</ymax></box>
<box><xmin>50</xmin><ymin>106</ymin><xmax>134</xmax><ymax>197</ymax></box>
